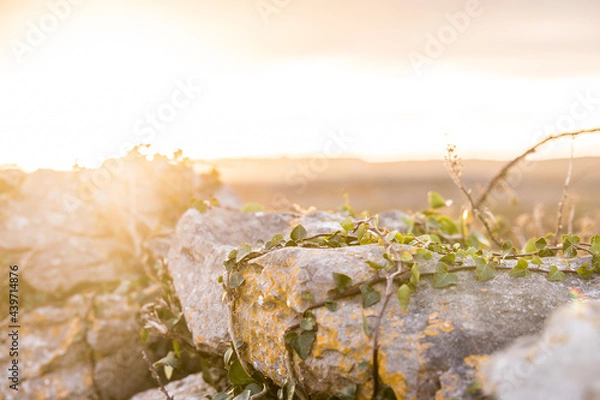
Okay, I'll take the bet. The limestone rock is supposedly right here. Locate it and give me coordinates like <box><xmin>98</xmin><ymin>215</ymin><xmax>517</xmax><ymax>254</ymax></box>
<box><xmin>0</xmin><ymin>294</ymin><xmax>96</xmax><ymax>399</ymax></box>
<box><xmin>167</xmin><ymin>207</ymin><xmax>352</xmax><ymax>353</ymax></box>
<box><xmin>167</xmin><ymin>207</ymin><xmax>600</xmax><ymax>399</ymax></box>
<box><xmin>129</xmin><ymin>373</ymin><xmax>214</xmax><ymax>400</ymax></box>
<box><xmin>0</xmin><ymin>157</ymin><xmax>239</xmax><ymax>296</ymax></box>
<box><xmin>479</xmin><ymin>299</ymin><xmax>600</xmax><ymax>400</ymax></box>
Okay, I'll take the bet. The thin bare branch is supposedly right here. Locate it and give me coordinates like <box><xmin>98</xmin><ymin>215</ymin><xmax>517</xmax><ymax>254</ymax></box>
<box><xmin>476</xmin><ymin>128</ymin><xmax>600</xmax><ymax>209</ymax></box>
<box><xmin>142</xmin><ymin>350</ymin><xmax>174</xmax><ymax>400</ymax></box>
<box><xmin>445</xmin><ymin>144</ymin><xmax>502</xmax><ymax>247</ymax></box>
<box><xmin>555</xmin><ymin>136</ymin><xmax>576</xmax><ymax>242</ymax></box>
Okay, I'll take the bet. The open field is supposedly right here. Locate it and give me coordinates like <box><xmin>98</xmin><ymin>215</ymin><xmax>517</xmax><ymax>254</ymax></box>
<box><xmin>213</xmin><ymin>157</ymin><xmax>600</xmax><ymax>227</ymax></box>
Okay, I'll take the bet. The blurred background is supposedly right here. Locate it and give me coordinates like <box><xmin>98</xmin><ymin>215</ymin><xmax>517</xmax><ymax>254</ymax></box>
<box><xmin>1</xmin><ymin>0</ymin><xmax>599</xmax><ymax>217</ymax></box>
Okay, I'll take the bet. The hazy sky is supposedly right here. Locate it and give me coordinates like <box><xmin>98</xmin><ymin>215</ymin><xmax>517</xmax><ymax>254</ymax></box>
<box><xmin>1</xmin><ymin>0</ymin><xmax>600</xmax><ymax>170</ymax></box>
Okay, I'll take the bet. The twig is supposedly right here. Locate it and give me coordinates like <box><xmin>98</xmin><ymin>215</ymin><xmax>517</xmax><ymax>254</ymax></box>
<box><xmin>223</xmin><ymin>269</ymin><xmax>255</xmax><ymax>380</ymax></box>
<box><xmin>476</xmin><ymin>128</ymin><xmax>600</xmax><ymax>209</ymax></box>
<box><xmin>555</xmin><ymin>136</ymin><xmax>575</xmax><ymax>242</ymax></box>
<box><xmin>445</xmin><ymin>145</ymin><xmax>502</xmax><ymax>247</ymax></box>
<box><xmin>142</xmin><ymin>350</ymin><xmax>174</xmax><ymax>400</ymax></box>
<box><xmin>370</xmin><ymin>269</ymin><xmax>402</xmax><ymax>400</ymax></box>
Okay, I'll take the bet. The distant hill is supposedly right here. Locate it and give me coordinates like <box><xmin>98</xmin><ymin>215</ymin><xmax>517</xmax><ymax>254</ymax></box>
<box><xmin>210</xmin><ymin>157</ymin><xmax>600</xmax><ymax>224</ymax></box>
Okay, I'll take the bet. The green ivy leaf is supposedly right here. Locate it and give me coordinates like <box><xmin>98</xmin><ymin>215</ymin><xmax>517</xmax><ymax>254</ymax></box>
<box><xmin>375</xmin><ymin>385</ymin><xmax>397</xmax><ymax>400</ymax></box>
<box><xmin>361</xmin><ymin>312</ymin><xmax>372</xmax><ymax>338</ymax></box>
<box><xmin>433</xmin><ymin>262</ymin><xmax>459</xmax><ymax>288</ymax></box>
<box><xmin>332</xmin><ymin>272</ymin><xmax>352</xmax><ymax>293</ymax></box>
<box><xmin>228</xmin><ymin>360</ymin><xmax>255</xmax><ymax>386</ymax></box>
<box><xmin>285</xmin><ymin>330</ymin><xmax>316</xmax><ymax>360</ymax></box>
<box><xmin>547</xmin><ymin>265</ymin><xmax>565</xmax><ymax>281</ymax></box>
<box><xmin>340</xmin><ymin>217</ymin><xmax>354</xmax><ymax>232</ymax></box>
<box><xmin>173</xmin><ymin>340</ymin><xmax>181</xmax><ymax>359</ymax></box>
<box><xmin>501</xmin><ymin>240</ymin><xmax>514</xmax><ymax>254</ymax></box>
<box><xmin>524</xmin><ymin>237</ymin><xmax>537</xmax><ymax>253</ymax></box>
<box><xmin>268</xmin><ymin>233</ymin><xmax>285</xmax><ymax>249</ymax></box>
<box><xmin>229</xmin><ymin>272</ymin><xmax>245</xmax><ymax>288</ymax></box>
<box><xmin>290</xmin><ymin>224</ymin><xmax>307</xmax><ymax>241</ymax></box>
<box><xmin>366</xmin><ymin>261</ymin><xmax>386</xmax><ymax>270</ymax></box>
<box><xmin>164</xmin><ymin>364</ymin><xmax>174</xmax><ymax>380</ymax></box>
<box><xmin>236</xmin><ymin>243</ymin><xmax>252</xmax><ymax>263</ymax></box>
<box><xmin>223</xmin><ymin>347</ymin><xmax>235</xmax><ymax>367</ymax></box>
<box><xmin>562</xmin><ymin>235</ymin><xmax>581</xmax><ymax>258</ymax></box>
<box><xmin>576</xmin><ymin>263</ymin><xmax>594</xmax><ymax>279</ymax></box>
<box><xmin>509</xmin><ymin>259</ymin><xmax>531</xmax><ymax>278</ymax></box>
<box><xmin>299</xmin><ymin>312</ymin><xmax>316</xmax><ymax>331</ymax></box>
<box><xmin>593</xmin><ymin>254</ymin><xmax>600</xmax><ymax>273</ymax></box>
<box><xmin>415</xmin><ymin>248</ymin><xmax>433</xmax><ymax>261</ymax></box>
<box><xmin>233</xmin><ymin>390</ymin><xmax>251</xmax><ymax>400</ymax></box>
<box><xmin>428</xmin><ymin>191</ymin><xmax>448</xmax><ymax>209</ymax></box>
<box><xmin>400</xmin><ymin>251</ymin><xmax>413</xmax><ymax>263</ymax></box>
<box><xmin>325</xmin><ymin>299</ymin><xmax>338</xmax><ymax>312</ymax></box>
<box><xmin>140</xmin><ymin>328</ymin><xmax>149</xmax><ymax>344</ymax></box>
<box><xmin>360</xmin><ymin>285</ymin><xmax>381</xmax><ymax>308</ymax></box>
<box><xmin>212</xmin><ymin>392</ymin><xmax>232</xmax><ymax>400</ymax></box>
<box><xmin>535</xmin><ymin>237</ymin><xmax>548</xmax><ymax>250</ymax></box>
<box><xmin>438</xmin><ymin>253</ymin><xmax>456</xmax><ymax>265</ymax></box>
<box><xmin>591</xmin><ymin>235</ymin><xmax>600</xmax><ymax>253</ymax></box>
<box><xmin>356</xmin><ymin>224</ymin><xmax>367</xmax><ymax>241</ymax></box>
<box><xmin>437</xmin><ymin>215</ymin><xmax>459</xmax><ymax>235</ymax></box>
<box><xmin>530</xmin><ymin>255</ymin><xmax>543</xmax><ymax>265</ymax></box>
<box><xmin>241</xmin><ymin>203</ymin><xmax>264</xmax><ymax>212</ymax></box>
<box><xmin>410</xmin><ymin>264</ymin><xmax>420</xmax><ymax>285</ymax></box>
<box><xmin>397</xmin><ymin>284</ymin><xmax>411</xmax><ymax>312</ymax></box>
<box><xmin>475</xmin><ymin>258</ymin><xmax>497</xmax><ymax>282</ymax></box>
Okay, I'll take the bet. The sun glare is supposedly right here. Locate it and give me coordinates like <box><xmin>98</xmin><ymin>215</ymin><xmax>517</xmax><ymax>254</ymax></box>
<box><xmin>1</xmin><ymin>3</ymin><xmax>600</xmax><ymax>171</ymax></box>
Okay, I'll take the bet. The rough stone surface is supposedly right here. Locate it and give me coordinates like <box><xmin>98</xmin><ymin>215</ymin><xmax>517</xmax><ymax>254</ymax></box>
<box><xmin>129</xmin><ymin>372</ymin><xmax>214</xmax><ymax>400</ymax></box>
<box><xmin>167</xmin><ymin>207</ymin><xmax>358</xmax><ymax>353</ymax></box>
<box><xmin>479</xmin><ymin>299</ymin><xmax>600</xmax><ymax>400</ymax></box>
<box><xmin>168</xmin><ymin>207</ymin><xmax>600</xmax><ymax>399</ymax></box>
<box><xmin>0</xmin><ymin>292</ymin><xmax>157</xmax><ymax>400</ymax></box>
<box><xmin>88</xmin><ymin>293</ymin><xmax>156</xmax><ymax>400</ymax></box>
<box><xmin>0</xmin><ymin>294</ymin><xmax>95</xmax><ymax>399</ymax></box>
<box><xmin>0</xmin><ymin>157</ymin><xmax>238</xmax><ymax>399</ymax></box>
<box><xmin>0</xmin><ymin>156</ymin><xmax>238</xmax><ymax>295</ymax></box>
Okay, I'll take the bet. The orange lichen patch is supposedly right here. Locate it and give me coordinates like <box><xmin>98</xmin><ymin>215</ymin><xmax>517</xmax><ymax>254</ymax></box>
<box><xmin>423</xmin><ymin>312</ymin><xmax>454</xmax><ymax>336</ymax></box>
<box><xmin>423</xmin><ymin>327</ymin><xmax>440</xmax><ymax>336</ymax></box>
<box><xmin>378</xmin><ymin>349</ymin><xmax>408</xmax><ymax>399</ymax></box>
<box><xmin>194</xmin><ymin>334</ymin><xmax>206</xmax><ymax>343</ymax></box>
<box><xmin>438</xmin><ymin>320</ymin><xmax>454</xmax><ymax>333</ymax></box>
<box><xmin>464</xmin><ymin>354</ymin><xmax>489</xmax><ymax>370</ymax></box>
<box><xmin>436</xmin><ymin>373</ymin><xmax>460</xmax><ymax>400</ymax></box>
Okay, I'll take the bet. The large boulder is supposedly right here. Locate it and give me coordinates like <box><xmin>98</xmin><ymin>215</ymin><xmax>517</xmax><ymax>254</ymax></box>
<box><xmin>0</xmin><ymin>155</ymin><xmax>238</xmax><ymax>296</ymax></box>
<box><xmin>167</xmin><ymin>207</ymin><xmax>599</xmax><ymax>399</ymax></box>
<box><xmin>0</xmin><ymin>291</ymin><xmax>157</xmax><ymax>400</ymax></box>
<box><xmin>0</xmin><ymin>156</ymin><xmax>240</xmax><ymax>399</ymax></box>
<box><xmin>479</xmin><ymin>299</ymin><xmax>600</xmax><ymax>399</ymax></box>
<box><xmin>167</xmin><ymin>207</ymin><xmax>349</xmax><ymax>353</ymax></box>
